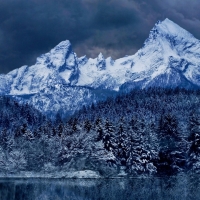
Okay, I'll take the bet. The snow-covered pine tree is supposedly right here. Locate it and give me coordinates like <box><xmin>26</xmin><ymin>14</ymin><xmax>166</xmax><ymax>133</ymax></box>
<box><xmin>157</xmin><ymin>113</ymin><xmax>185</xmax><ymax>175</ymax></box>
<box><xmin>95</xmin><ymin>118</ymin><xmax>104</xmax><ymax>142</ymax></box>
<box><xmin>188</xmin><ymin>112</ymin><xmax>200</xmax><ymax>172</ymax></box>
<box><xmin>115</xmin><ymin>119</ymin><xmax>128</xmax><ymax>166</ymax></box>
<box><xmin>102</xmin><ymin>119</ymin><xmax>115</xmax><ymax>151</ymax></box>
<box><xmin>126</xmin><ymin>118</ymin><xmax>157</xmax><ymax>175</ymax></box>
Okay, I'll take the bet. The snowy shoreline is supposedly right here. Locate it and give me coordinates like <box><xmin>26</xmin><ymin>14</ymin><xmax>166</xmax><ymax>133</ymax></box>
<box><xmin>0</xmin><ymin>170</ymin><xmax>103</xmax><ymax>179</ymax></box>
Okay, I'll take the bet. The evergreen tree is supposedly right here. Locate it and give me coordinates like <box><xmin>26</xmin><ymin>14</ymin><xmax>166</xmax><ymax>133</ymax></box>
<box><xmin>57</xmin><ymin>123</ymin><xmax>64</xmax><ymax>137</ymax></box>
<box><xmin>188</xmin><ymin>112</ymin><xmax>200</xmax><ymax>171</ymax></box>
<box><xmin>157</xmin><ymin>114</ymin><xmax>185</xmax><ymax>175</ymax></box>
<box><xmin>95</xmin><ymin>118</ymin><xmax>104</xmax><ymax>142</ymax></box>
<box><xmin>115</xmin><ymin>120</ymin><xmax>128</xmax><ymax>166</ymax></box>
<box><xmin>102</xmin><ymin>119</ymin><xmax>115</xmax><ymax>151</ymax></box>
<box><xmin>83</xmin><ymin>120</ymin><xmax>92</xmax><ymax>133</ymax></box>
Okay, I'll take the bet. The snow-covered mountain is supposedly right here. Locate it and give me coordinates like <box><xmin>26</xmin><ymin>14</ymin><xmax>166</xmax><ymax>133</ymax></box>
<box><xmin>1</xmin><ymin>18</ymin><xmax>200</xmax><ymax>116</ymax></box>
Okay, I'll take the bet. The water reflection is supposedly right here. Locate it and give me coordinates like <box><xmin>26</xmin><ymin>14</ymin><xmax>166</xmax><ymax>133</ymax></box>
<box><xmin>0</xmin><ymin>175</ymin><xmax>199</xmax><ymax>200</ymax></box>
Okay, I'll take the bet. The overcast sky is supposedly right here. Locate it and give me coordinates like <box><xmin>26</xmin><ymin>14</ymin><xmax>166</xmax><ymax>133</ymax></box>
<box><xmin>0</xmin><ymin>0</ymin><xmax>200</xmax><ymax>73</ymax></box>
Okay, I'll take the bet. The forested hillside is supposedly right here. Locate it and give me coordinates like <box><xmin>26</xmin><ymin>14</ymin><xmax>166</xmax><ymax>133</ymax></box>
<box><xmin>1</xmin><ymin>89</ymin><xmax>200</xmax><ymax>177</ymax></box>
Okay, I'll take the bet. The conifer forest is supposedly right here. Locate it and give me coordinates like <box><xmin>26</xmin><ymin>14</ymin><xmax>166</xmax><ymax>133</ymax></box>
<box><xmin>1</xmin><ymin>88</ymin><xmax>200</xmax><ymax>177</ymax></box>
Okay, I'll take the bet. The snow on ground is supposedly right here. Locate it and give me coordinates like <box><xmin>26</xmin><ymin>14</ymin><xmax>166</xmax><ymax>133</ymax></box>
<box><xmin>0</xmin><ymin>170</ymin><xmax>101</xmax><ymax>179</ymax></box>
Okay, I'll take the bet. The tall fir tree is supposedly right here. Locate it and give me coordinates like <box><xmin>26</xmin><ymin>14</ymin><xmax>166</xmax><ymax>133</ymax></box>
<box><xmin>102</xmin><ymin>119</ymin><xmax>115</xmax><ymax>151</ymax></box>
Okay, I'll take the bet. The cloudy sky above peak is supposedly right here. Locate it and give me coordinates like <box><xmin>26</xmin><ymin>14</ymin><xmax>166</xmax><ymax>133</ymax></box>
<box><xmin>0</xmin><ymin>0</ymin><xmax>200</xmax><ymax>73</ymax></box>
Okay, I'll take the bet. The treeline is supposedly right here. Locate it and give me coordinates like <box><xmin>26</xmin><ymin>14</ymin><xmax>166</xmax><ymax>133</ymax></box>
<box><xmin>0</xmin><ymin>88</ymin><xmax>200</xmax><ymax>176</ymax></box>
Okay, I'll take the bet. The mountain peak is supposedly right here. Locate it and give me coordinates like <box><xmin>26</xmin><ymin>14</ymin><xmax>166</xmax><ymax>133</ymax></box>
<box><xmin>36</xmin><ymin>40</ymin><xmax>75</xmax><ymax>71</ymax></box>
<box><xmin>96</xmin><ymin>52</ymin><xmax>106</xmax><ymax>70</ymax></box>
<box><xmin>146</xmin><ymin>18</ymin><xmax>195</xmax><ymax>45</ymax></box>
<box><xmin>97</xmin><ymin>52</ymin><xmax>104</xmax><ymax>60</ymax></box>
<box><xmin>1</xmin><ymin>19</ymin><xmax>200</xmax><ymax>116</ymax></box>
<box><xmin>155</xmin><ymin>18</ymin><xmax>194</xmax><ymax>38</ymax></box>
<box><xmin>78</xmin><ymin>55</ymin><xmax>88</xmax><ymax>65</ymax></box>
<box><xmin>161</xmin><ymin>18</ymin><xmax>172</xmax><ymax>24</ymax></box>
<box><xmin>51</xmin><ymin>40</ymin><xmax>71</xmax><ymax>52</ymax></box>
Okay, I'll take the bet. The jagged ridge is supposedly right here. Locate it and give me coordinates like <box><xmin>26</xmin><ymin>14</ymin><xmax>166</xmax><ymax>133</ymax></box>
<box><xmin>1</xmin><ymin>18</ymin><xmax>200</xmax><ymax>116</ymax></box>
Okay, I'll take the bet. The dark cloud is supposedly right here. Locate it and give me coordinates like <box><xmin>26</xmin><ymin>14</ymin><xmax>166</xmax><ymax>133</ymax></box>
<box><xmin>0</xmin><ymin>0</ymin><xmax>200</xmax><ymax>73</ymax></box>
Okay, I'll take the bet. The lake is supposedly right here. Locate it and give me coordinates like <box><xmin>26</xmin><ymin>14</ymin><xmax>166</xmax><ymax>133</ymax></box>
<box><xmin>0</xmin><ymin>175</ymin><xmax>199</xmax><ymax>200</ymax></box>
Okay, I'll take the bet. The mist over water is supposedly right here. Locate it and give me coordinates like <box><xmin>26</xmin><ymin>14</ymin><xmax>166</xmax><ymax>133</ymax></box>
<box><xmin>0</xmin><ymin>175</ymin><xmax>200</xmax><ymax>200</ymax></box>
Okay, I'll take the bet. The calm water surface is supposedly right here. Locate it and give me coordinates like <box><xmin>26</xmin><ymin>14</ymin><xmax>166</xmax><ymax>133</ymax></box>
<box><xmin>0</xmin><ymin>175</ymin><xmax>200</xmax><ymax>200</ymax></box>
